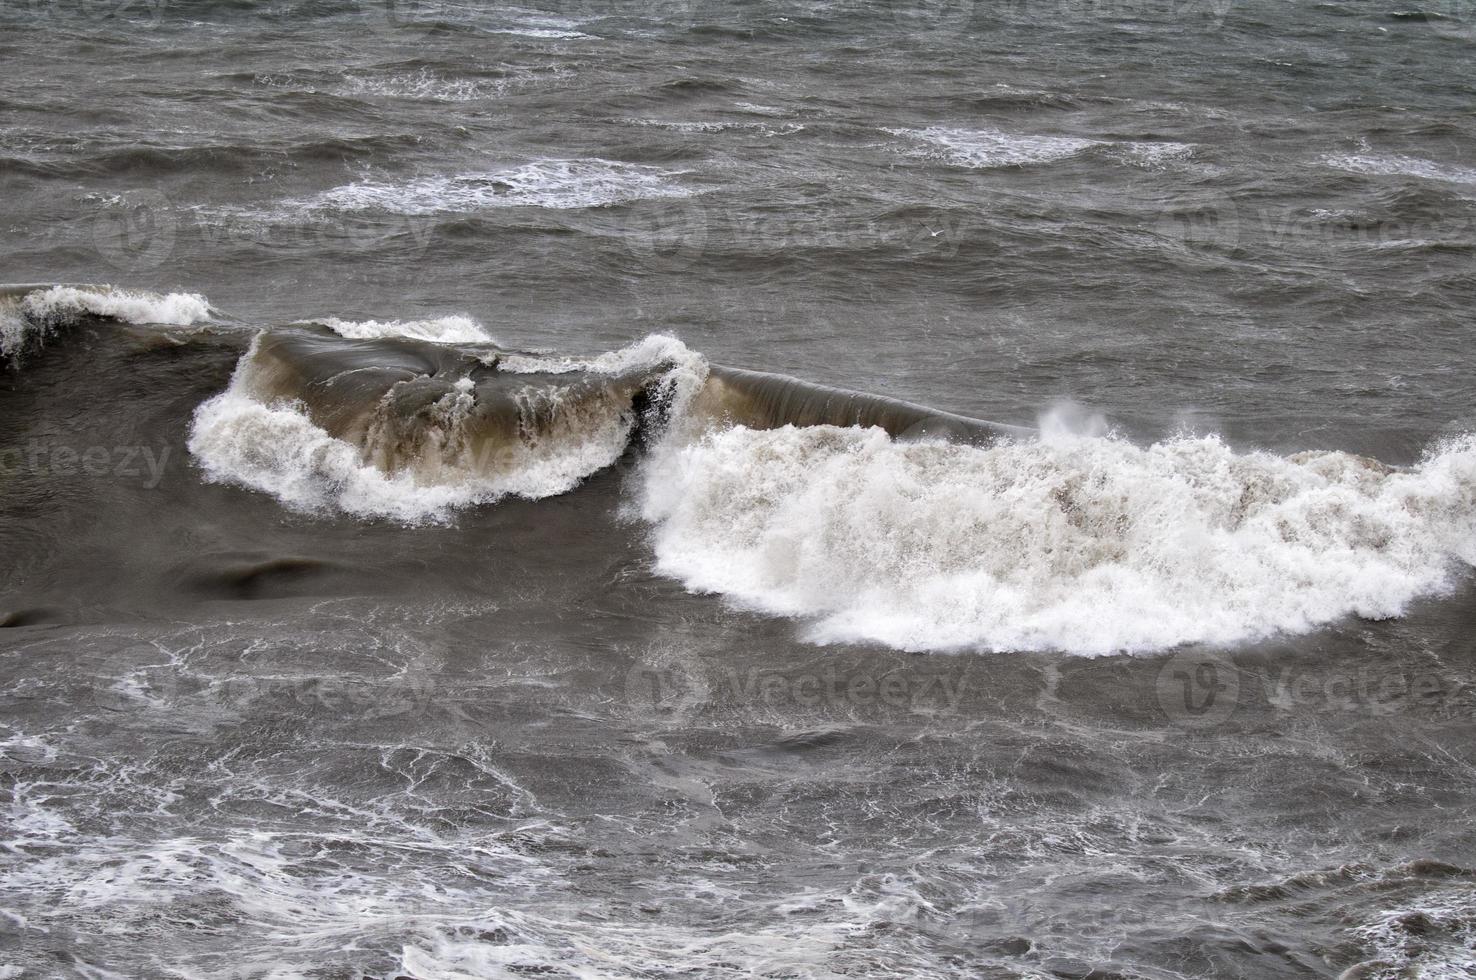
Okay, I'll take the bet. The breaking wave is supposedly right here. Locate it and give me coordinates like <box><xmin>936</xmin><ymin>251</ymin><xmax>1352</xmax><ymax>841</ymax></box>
<box><xmin>174</xmin><ymin>318</ymin><xmax>1476</xmax><ymax>654</ymax></box>
<box><xmin>186</xmin><ymin>329</ymin><xmax>707</xmax><ymax>523</ymax></box>
<box><xmin>638</xmin><ymin>424</ymin><xmax>1476</xmax><ymax>655</ymax></box>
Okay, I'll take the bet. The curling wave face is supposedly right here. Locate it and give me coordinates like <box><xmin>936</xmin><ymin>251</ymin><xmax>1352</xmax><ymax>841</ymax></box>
<box><xmin>187</xmin><ymin>325</ymin><xmax>709</xmax><ymax>522</ymax></box>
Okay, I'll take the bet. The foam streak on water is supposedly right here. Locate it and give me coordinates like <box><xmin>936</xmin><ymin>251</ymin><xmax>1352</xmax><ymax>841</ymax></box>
<box><xmin>302</xmin><ymin>159</ymin><xmax>693</xmax><ymax>215</ymax></box>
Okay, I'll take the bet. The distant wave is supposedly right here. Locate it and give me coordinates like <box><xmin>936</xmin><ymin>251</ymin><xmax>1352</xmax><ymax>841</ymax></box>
<box><xmin>1323</xmin><ymin>152</ymin><xmax>1476</xmax><ymax>185</ymax></box>
<box><xmin>888</xmin><ymin>127</ymin><xmax>1194</xmax><ymax>170</ymax></box>
<box><xmin>889</xmin><ymin>126</ymin><xmax>1101</xmax><ymax>168</ymax></box>
<box><xmin>298</xmin><ymin>159</ymin><xmax>693</xmax><ymax>215</ymax></box>
<box><xmin>1113</xmin><ymin>140</ymin><xmax>1196</xmax><ymax>168</ymax></box>
<box><xmin>621</xmin><ymin>116</ymin><xmax>805</xmax><ymax>137</ymax></box>
<box><xmin>1</xmin><ymin>285</ymin><xmax>213</xmax><ymax>361</ymax></box>
<box><xmin>256</xmin><ymin>66</ymin><xmax>573</xmax><ymax>103</ymax></box>
<box><xmin>489</xmin><ymin>26</ymin><xmax>590</xmax><ymax>38</ymax></box>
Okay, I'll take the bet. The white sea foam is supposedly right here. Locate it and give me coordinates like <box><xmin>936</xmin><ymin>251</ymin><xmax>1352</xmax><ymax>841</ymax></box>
<box><xmin>1115</xmin><ymin>140</ymin><xmax>1195</xmax><ymax>167</ymax></box>
<box><xmin>890</xmin><ymin>126</ymin><xmax>1102</xmax><ymax>168</ymax></box>
<box><xmin>260</xmin><ymin>65</ymin><xmax>574</xmax><ymax>102</ymax></box>
<box><xmin>305</xmin><ymin>159</ymin><xmax>691</xmax><ymax>215</ymax></box>
<box><xmin>638</xmin><ymin>424</ymin><xmax>1476</xmax><ymax>655</ymax></box>
<box><xmin>1352</xmin><ymin>884</ymin><xmax>1476</xmax><ymax>977</ymax></box>
<box><xmin>490</xmin><ymin>26</ymin><xmax>590</xmax><ymax>38</ymax></box>
<box><xmin>890</xmin><ymin>128</ymin><xmax>1199</xmax><ymax>171</ymax></box>
<box><xmin>500</xmin><ymin>332</ymin><xmax>705</xmax><ymax>378</ymax></box>
<box><xmin>622</xmin><ymin>116</ymin><xmax>805</xmax><ymax>136</ymax></box>
<box><xmin>1323</xmin><ymin>152</ymin><xmax>1476</xmax><ymax>185</ymax></box>
<box><xmin>188</xmin><ymin>381</ymin><xmax>627</xmax><ymax>524</ymax></box>
<box><xmin>318</xmin><ymin>314</ymin><xmax>494</xmax><ymax>344</ymax></box>
<box><xmin>1</xmin><ymin>286</ymin><xmax>214</xmax><ymax>360</ymax></box>
<box><xmin>339</xmin><ymin>70</ymin><xmax>498</xmax><ymax>102</ymax></box>
<box><xmin>19</xmin><ymin>285</ymin><xmax>212</xmax><ymax>327</ymax></box>
<box><xmin>0</xmin><ymin>307</ymin><xmax>35</xmax><ymax>360</ymax></box>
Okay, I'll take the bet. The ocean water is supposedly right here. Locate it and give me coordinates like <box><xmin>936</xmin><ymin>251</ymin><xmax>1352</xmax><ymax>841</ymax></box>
<box><xmin>2</xmin><ymin>1</ymin><xmax>1475</xmax><ymax>977</ymax></box>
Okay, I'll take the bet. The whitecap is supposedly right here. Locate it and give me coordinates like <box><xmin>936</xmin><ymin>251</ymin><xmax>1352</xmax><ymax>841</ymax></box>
<box><xmin>1</xmin><ymin>285</ymin><xmax>213</xmax><ymax>361</ymax></box>
<box><xmin>316</xmin><ymin>315</ymin><xmax>494</xmax><ymax>344</ymax></box>
<box><xmin>889</xmin><ymin>126</ymin><xmax>1101</xmax><ymax>168</ymax></box>
<box><xmin>1323</xmin><ymin>152</ymin><xmax>1476</xmax><ymax>185</ymax></box>
<box><xmin>303</xmin><ymin>159</ymin><xmax>691</xmax><ymax>215</ymax></box>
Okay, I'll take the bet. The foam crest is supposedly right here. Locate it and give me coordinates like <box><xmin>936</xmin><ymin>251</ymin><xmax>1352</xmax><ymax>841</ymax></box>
<box><xmin>306</xmin><ymin>159</ymin><xmax>691</xmax><ymax>215</ymax></box>
<box><xmin>1</xmin><ymin>285</ymin><xmax>213</xmax><ymax>361</ymax></box>
<box><xmin>890</xmin><ymin>128</ymin><xmax>1198</xmax><ymax>171</ymax></box>
<box><xmin>20</xmin><ymin>285</ymin><xmax>213</xmax><ymax>326</ymax></box>
<box><xmin>890</xmin><ymin>126</ymin><xmax>1101</xmax><ymax>168</ymax></box>
<box><xmin>1323</xmin><ymin>152</ymin><xmax>1476</xmax><ymax>185</ymax></box>
<box><xmin>318</xmin><ymin>314</ymin><xmax>493</xmax><ymax>344</ymax></box>
<box><xmin>639</xmin><ymin>425</ymin><xmax>1476</xmax><ymax>655</ymax></box>
<box><xmin>1115</xmin><ymin>140</ymin><xmax>1195</xmax><ymax>167</ymax></box>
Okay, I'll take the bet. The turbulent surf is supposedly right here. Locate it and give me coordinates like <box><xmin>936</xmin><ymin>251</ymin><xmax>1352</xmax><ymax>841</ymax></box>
<box><xmin>5</xmin><ymin>2</ymin><xmax>1476</xmax><ymax>974</ymax></box>
<box><xmin>9</xmin><ymin>283</ymin><xmax>1473</xmax><ymax>659</ymax></box>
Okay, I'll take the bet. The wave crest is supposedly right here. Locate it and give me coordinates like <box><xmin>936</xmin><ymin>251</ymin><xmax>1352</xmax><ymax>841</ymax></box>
<box><xmin>1</xmin><ymin>285</ymin><xmax>213</xmax><ymax>362</ymax></box>
<box><xmin>317</xmin><ymin>314</ymin><xmax>494</xmax><ymax>344</ymax></box>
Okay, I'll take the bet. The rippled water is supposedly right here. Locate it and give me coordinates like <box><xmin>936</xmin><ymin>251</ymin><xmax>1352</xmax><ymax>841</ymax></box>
<box><xmin>2</xmin><ymin>2</ymin><xmax>1475</xmax><ymax>978</ymax></box>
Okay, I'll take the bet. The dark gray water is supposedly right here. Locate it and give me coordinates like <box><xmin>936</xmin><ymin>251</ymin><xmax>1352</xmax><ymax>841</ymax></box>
<box><xmin>2</xmin><ymin>1</ymin><xmax>1476</xmax><ymax>977</ymax></box>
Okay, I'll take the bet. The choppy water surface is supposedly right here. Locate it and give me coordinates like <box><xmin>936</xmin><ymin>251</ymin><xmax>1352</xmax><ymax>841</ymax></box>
<box><xmin>2</xmin><ymin>1</ymin><xmax>1475</xmax><ymax>977</ymax></box>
